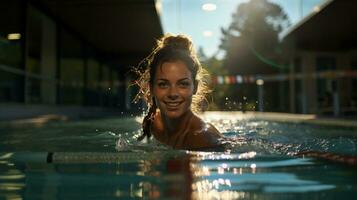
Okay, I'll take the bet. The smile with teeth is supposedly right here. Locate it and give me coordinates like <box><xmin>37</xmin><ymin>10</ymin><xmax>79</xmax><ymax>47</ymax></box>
<box><xmin>165</xmin><ymin>101</ymin><xmax>182</xmax><ymax>107</ymax></box>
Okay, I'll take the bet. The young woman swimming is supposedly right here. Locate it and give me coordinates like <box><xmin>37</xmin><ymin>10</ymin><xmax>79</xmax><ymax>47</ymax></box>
<box><xmin>133</xmin><ymin>37</ymin><xmax>357</xmax><ymax>164</ymax></box>
<box><xmin>135</xmin><ymin>34</ymin><xmax>224</xmax><ymax>150</ymax></box>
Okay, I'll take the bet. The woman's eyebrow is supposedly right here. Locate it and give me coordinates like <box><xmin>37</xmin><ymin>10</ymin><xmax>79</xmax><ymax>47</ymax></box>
<box><xmin>178</xmin><ymin>78</ymin><xmax>190</xmax><ymax>82</ymax></box>
<box><xmin>157</xmin><ymin>78</ymin><xmax>190</xmax><ymax>81</ymax></box>
<box><xmin>157</xmin><ymin>78</ymin><xmax>168</xmax><ymax>81</ymax></box>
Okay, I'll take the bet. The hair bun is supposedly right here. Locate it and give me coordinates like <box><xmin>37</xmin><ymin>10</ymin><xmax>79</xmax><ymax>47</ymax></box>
<box><xmin>158</xmin><ymin>34</ymin><xmax>193</xmax><ymax>51</ymax></box>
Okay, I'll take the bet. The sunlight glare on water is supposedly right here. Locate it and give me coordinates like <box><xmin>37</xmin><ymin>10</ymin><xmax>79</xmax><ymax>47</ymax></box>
<box><xmin>1</xmin><ymin>112</ymin><xmax>357</xmax><ymax>199</ymax></box>
<box><xmin>186</xmin><ymin>150</ymin><xmax>338</xmax><ymax>199</ymax></box>
<box><xmin>200</xmin><ymin>112</ymin><xmax>357</xmax><ymax>156</ymax></box>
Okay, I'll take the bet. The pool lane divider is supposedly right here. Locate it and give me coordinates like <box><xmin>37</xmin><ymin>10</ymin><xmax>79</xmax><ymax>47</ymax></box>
<box><xmin>1</xmin><ymin>152</ymin><xmax>188</xmax><ymax>164</ymax></box>
<box><xmin>2</xmin><ymin>152</ymin><xmax>355</xmax><ymax>166</ymax></box>
<box><xmin>0</xmin><ymin>152</ymin><xmax>308</xmax><ymax>166</ymax></box>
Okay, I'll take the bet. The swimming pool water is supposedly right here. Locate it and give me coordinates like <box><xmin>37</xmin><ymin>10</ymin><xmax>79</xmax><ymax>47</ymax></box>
<box><xmin>0</xmin><ymin>112</ymin><xmax>356</xmax><ymax>199</ymax></box>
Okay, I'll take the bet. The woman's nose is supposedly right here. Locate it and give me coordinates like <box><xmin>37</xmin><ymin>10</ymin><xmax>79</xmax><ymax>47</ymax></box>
<box><xmin>167</xmin><ymin>86</ymin><xmax>179</xmax><ymax>99</ymax></box>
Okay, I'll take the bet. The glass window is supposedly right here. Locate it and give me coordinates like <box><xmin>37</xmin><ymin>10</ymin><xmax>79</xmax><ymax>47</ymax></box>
<box><xmin>86</xmin><ymin>52</ymin><xmax>101</xmax><ymax>106</ymax></box>
<box><xmin>351</xmin><ymin>60</ymin><xmax>357</xmax><ymax>106</ymax></box>
<box><xmin>59</xmin><ymin>29</ymin><xmax>84</xmax><ymax>105</ymax></box>
<box><xmin>294</xmin><ymin>57</ymin><xmax>303</xmax><ymax>113</ymax></box>
<box><xmin>0</xmin><ymin>1</ymin><xmax>23</xmax><ymax>102</ymax></box>
<box><xmin>26</xmin><ymin>5</ymin><xmax>43</xmax><ymax>103</ymax></box>
<box><xmin>101</xmin><ymin>64</ymin><xmax>111</xmax><ymax>106</ymax></box>
<box><xmin>24</xmin><ymin>5</ymin><xmax>58</xmax><ymax>104</ymax></box>
<box><xmin>316</xmin><ymin>56</ymin><xmax>336</xmax><ymax>111</ymax></box>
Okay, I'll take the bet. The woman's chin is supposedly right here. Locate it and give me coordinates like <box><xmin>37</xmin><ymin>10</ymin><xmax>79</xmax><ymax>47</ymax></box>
<box><xmin>162</xmin><ymin>109</ymin><xmax>183</xmax><ymax>119</ymax></box>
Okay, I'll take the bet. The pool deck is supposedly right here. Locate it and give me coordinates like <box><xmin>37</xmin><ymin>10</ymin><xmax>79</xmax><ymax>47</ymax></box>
<box><xmin>1</xmin><ymin>105</ymin><xmax>356</xmax><ymax>128</ymax></box>
<box><xmin>0</xmin><ymin>103</ymin><xmax>127</xmax><ymax>127</ymax></box>
<box><xmin>203</xmin><ymin>111</ymin><xmax>357</xmax><ymax>128</ymax></box>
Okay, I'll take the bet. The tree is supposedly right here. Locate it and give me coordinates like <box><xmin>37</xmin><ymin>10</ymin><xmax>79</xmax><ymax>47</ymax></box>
<box><xmin>220</xmin><ymin>0</ymin><xmax>290</xmax><ymax>74</ymax></box>
<box><xmin>218</xmin><ymin>0</ymin><xmax>290</xmax><ymax>111</ymax></box>
<box><xmin>197</xmin><ymin>46</ymin><xmax>230</xmax><ymax>110</ymax></box>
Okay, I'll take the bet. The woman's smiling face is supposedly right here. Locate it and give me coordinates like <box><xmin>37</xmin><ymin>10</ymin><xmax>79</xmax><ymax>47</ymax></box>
<box><xmin>152</xmin><ymin>60</ymin><xmax>197</xmax><ymax>119</ymax></box>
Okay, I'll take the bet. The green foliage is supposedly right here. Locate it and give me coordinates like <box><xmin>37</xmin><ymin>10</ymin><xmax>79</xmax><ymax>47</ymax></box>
<box><xmin>198</xmin><ymin>47</ymin><xmax>231</xmax><ymax>111</ymax></box>
<box><xmin>220</xmin><ymin>0</ymin><xmax>290</xmax><ymax>74</ymax></box>
<box><xmin>202</xmin><ymin>0</ymin><xmax>291</xmax><ymax>111</ymax></box>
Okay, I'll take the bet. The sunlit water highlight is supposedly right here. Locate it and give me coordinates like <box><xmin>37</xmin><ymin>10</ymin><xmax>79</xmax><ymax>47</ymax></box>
<box><xmin>0</xmin><ymin>112</ymin><xmax>356</xmax><ymax>199</ymax></box>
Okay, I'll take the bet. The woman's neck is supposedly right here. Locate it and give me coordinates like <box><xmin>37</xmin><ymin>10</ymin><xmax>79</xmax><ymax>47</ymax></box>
<box><xmin>161</xmin><ymin>110</ymin><xmax>193</xmax><ymax>135</ymax></box>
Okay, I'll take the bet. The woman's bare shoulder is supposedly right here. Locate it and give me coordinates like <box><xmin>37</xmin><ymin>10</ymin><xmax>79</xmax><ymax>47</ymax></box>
<box><xmin>184</xmin><ymin>115</ymin><xmax>223</xmax><ymax>149</ymax></box>
<box><xmin>191</xmin><ymin>115</ymin><xmax>221</xmax><ymax>135</ymax></box>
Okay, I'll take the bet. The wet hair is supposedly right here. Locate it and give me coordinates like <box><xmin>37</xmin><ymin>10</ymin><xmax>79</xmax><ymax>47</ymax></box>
<box><xmin>135</xmin><ymin>34</ymin><xmax>211</xmax><ymax>141</ymax></box>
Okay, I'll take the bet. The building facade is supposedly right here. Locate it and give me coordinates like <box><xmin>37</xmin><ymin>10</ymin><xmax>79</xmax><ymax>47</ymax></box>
<box><xmin>0</xmin><ymin>0</ymin><xmax>162</xmax><ymax>115</ymax></box>
<box><xmin>283</xmin><ymin>0</ymin><xmax>357</xmax><ymax>116</ymax></box>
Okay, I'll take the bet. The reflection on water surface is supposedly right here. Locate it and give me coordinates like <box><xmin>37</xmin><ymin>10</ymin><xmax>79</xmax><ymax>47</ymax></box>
<box><xmin>0</xmin><ymin>112</ymin><xmax>356</xmax><ymax>199</ymax></box>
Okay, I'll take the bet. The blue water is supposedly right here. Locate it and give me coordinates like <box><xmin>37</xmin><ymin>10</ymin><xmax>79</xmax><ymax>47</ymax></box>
<box><xmin>0</xmin><ymin>112</ymin><xmax>356</xmax><ymax>199</ymax></box>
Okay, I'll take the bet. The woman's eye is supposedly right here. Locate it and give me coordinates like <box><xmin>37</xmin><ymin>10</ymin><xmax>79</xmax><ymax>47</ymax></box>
<box><xmin>158</xmin><ymin>82</ymin><xmax>168</xmax><ymax>88</ymax></box>
<box><xmin>179</xmin><ymin>82</ymin><xmax>190</xmax><ymax>87</ymax></box>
